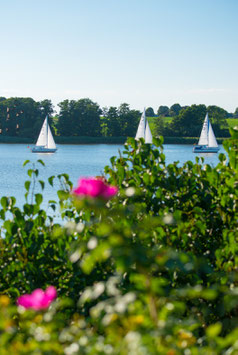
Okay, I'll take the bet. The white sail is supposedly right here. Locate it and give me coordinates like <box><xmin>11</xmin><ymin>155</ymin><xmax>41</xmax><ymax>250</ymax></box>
<box><xmin>145</xmin><ymin>120</ymin><xmax>153</xmax><ymax>143</ymax></box>
<box><xmin>198</xmin><ymin>113</ymin><xmax>209</xmax><ymax>146</ymax></box>
<box><xmin>193</xmin><ymin>113</ymin><xmax>219</xmax><ymax>153</ymax></box>
<box><xmin>135</xmin><ymin>108</ymin><xmax>153</xmax><ymax>143</ymax></box>
<box><xmin>135</xmin><ymin>109</ymin><xmax>146</xmax><ymax>140</ymax></box>
<box><xmin>32</xmin><ymin>116</ymin><xmax>57</xmax><ymax>152</ymax></box>
<box><xmin>36</xmin><ymin>118</ymin><xmax>47</xmax><ymax>147</ymax></box>
<box><xmin>208</xmin><ymin>120</ymin><xmax>218</xmax><ymax>147</ymax></box>
<box><xmin>47</xmin><ymin>125</ymin><xmax>57</xmax><ymax>149</ymax></box>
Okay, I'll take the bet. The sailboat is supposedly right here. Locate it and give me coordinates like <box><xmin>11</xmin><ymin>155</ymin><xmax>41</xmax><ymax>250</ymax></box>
<box><xmin>193</xmin><ymin>113</ymin><xmax>220</xmax><ymax>153</ymax></box>
<box><xmin>135</xmin><ymin>108</ymin><xmax>153</xmax><ymax>143</ymax></box>
<box><xmin>32</xmin><ymin>116</ymin><xmax>57</xmax><ymax>153</ymax></box>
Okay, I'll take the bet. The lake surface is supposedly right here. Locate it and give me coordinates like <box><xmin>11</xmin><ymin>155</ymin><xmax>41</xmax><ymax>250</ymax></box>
<box><xmin>0</xmin><ymin>143</ymin><xmax>226</xmax><ymax>209</ymax></box>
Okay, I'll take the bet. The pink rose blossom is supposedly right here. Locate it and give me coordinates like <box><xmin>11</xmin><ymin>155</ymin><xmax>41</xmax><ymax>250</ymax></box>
<box><xmin>17</xmin><ymin>286</ymin><xmax>57</xmax><ymax>310</ymax></box>
<box><xmin>72</xmin><ymin>177</ymin><xmax>118</xmax><ymax>200</ymax></box>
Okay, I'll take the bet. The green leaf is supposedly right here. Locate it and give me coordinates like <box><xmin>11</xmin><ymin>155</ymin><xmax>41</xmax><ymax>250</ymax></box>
<box><xmin>37</xmin><ymin>159</ymin><xmax>45</xmax><ymax>166</ymax></box>
<box><xmin>48</xmin><ymin>176</ymin><xmax>55</xmax><ymax>186</ymax></box>
<box><xmin>1</xmin><ymin>196</ymin><xmax>8</xmax><ymax>209</ymax></box>
<box><xmin>50</xmin><ymin>204</ymin><xmax>56</xmax><ymax>211</ymax></box>
<box><xmin>39</xmin><ymin>180</ymin><xmax>45</xmax><ymax>190</ymax></box>
<box><xmin>57</xmin><ymin>190</ymin><xmax>69</xmax><ymax>200</ymax></box>
<box><xmin>27</xmin><ymin>169</ymin><xmax>33</xmax><ymax>177</ymax></box>
<box><xmin>206</xmin><ymin>323</ymin><xmax>222</xmax><ymax>338</ymax></box>
<box><xmin>3</xmin><ymin>220</ymin><xmax>12</xmax><ymax>234</ymax></box>
<box><xmin>25</xmin><ymin>180</ymin><xmax>31</xmax><ymax>192</ymax></box>
<box><xmin>23</xmin><ymin>159</ymin><xmax>30</xmax><ymax>167</ymax></box>
<box><xmin>143</xmin><ymin>173</ymin><xmax>150</xmax><ymax>185</ymax></box>
<box><xmin>9</xmin><ymin>196</ymin><xmax>16</xmax><ymax>207</ymax></box>
<box><xmin>153</xmin><ymin>136</ymin><xmax>163</xmax><ymax>146</ymax></box>
<box><xmin>35</xmin><ymin>193</ymin><xmax>43</xmax><ymax>206</ymax></box>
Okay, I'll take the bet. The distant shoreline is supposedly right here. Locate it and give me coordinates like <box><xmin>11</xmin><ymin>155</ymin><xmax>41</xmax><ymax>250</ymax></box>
<box><xmin>0</xmin><ymin>136</ymin><xmax>227</xmax><ymax>145</ymax></box>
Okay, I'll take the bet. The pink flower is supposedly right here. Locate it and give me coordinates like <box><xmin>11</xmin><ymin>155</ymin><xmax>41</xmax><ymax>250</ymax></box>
<box><xmin>17</xmin><ymin>286</ymin><xmax>57</xmax><ymax>310</ymax></box>
<box><xmin>72</xmin><ymin>177</ymin><xmax>118</xmax><ymax>200</ymax></box>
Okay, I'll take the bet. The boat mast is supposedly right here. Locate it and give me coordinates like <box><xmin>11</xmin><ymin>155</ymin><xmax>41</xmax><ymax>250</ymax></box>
<box><xmin>207</xmin><ymin>117</ymin><xmax>209</xmax><ymax>145</ymax></box>
<box><xmin>46</xmin><ymin>116</ymin><xmax>48</xmax><ymax>148</ymax></box>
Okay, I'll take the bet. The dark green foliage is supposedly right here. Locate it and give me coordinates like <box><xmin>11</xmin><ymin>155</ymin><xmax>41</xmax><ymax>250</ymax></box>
<box><xmin>56</xmin><ymin>98</ymin><xmax>102</xmax><ymax>137</ymax></box>
<box><xmin>0</xmin><ymin>96</ymin><xmax>233</xmax><ymax>140</ymax></box>
<box><xmin>55</xmin><ymin>136</ymin><xmax>127</xmax><ymax>144</ymax></box>
<box><xmin>170</xmin><ymin>104</ymin><xmax>207</xmax><ymax>137</ymax></box>
<box><xmin>162</xmin><ymin>136</ymin><xmax>225</xmax><ymax>144</ymax></box>
<box><xmin>145</xmin><ymin>107</ymin><xmax>155</xmax><ymax>117</ymax></box>
<box><xmin>0</xmin><ymin>97</ymin><xmax>55</xmax><ymax>138</ymax></box>
<box><xmin>117</xmin><ymin>103</ymin><xmax>141</xmax><ymax>136</ymax></box>
<box><xmin>234</xmin><ymin>107</ymin><xmax>238</xmax><ymax>118</ymax></box>
<box><xmin>153</xmin><ymin>116</ymin><xmax>170</xmax><ymax>136</ymax></box>
<box><xmin>159</xmin><ymin>104</ymin><xmax>231</xmax><ymax>138</ymax></box>
<box><xmin>207</xmin><ymin>105</ymin><xmax>229</xmax><ymax>137</ymax></box>
<box><xmin>103</xmin><ymin>103</ymin><xmax>141</xmax><ymax>137</ymax></box>
<box><xmin>0</xmin><ymin>129</ymin><xmax>237</xmax><ymax>352</ymax></box>
<box><xmin>157</xmin><ymin>105</ymin><xmax>169</xmax><ymax>116</ymax></box>
<box><xmin>101</xmin><ymin>106</ymin><xmax>120</xmax><ymax>137</ymax></box>
<box><xmin>169</xmin><ymin>103</ymin><xmax>182</xmax><ymax>116</ymax></box>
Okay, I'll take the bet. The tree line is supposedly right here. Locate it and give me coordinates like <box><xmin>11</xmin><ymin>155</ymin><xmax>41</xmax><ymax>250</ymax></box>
<box><xmin>154</xmin><ymin>104</ymin><xmax>233</xmax><ymax>138</ymax></box>
<box><xmin>0</xmin><ymin>96</ymin><xmax>237</xmax><ymax>139</ymax></box>
<box><xmin>146</xmin><ymin>103</ymin><xmax>238</xmax><ymax>118</ymax></box>
<box><xmin>0</xmin><ymin>97</ymin><xmax>140</xmax><ymax>138</ymax></box>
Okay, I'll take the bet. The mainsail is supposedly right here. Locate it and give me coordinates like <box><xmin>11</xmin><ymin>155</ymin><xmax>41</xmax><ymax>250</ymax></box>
<box><xmin>135</xmin><ymin>109</ymin><xmax>146</xmax><ymax>140</ymax></box>
<box><xmin>198</xmin><ymin>113</ymin><xmax>218</xmax><ymax>148</ymax></box>
<box><xmin>36</xmin><ymin>118</ymin><xmax>47</xmax><ymax>147</ymax></box>
<box><xmin>36</xmin><ymin>117</ymin><xmax>56</xmax><ymax>149</ymax></box>
<box><xmin>198</xmin><ymin>113</ymin><xmax>209</xmax><ymax>146</ymax></box>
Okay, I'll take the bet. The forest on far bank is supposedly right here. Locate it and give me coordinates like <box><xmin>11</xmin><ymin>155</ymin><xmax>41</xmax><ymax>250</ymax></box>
<box><xmin>0</xmin><ymin>96</ymin><xmax>237</xmax><ymax>140</ymax></box>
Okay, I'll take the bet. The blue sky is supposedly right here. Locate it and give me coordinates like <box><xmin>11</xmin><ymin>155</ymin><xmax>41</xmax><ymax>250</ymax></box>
<box><xmin>0</xmin><ymin>0</ymin><xmax>237</xmax><ymax>112</ymax></box>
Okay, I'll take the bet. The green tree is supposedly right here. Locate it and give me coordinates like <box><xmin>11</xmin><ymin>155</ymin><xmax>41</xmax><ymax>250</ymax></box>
<box><xmin>207</xmin><ymin>105</ymin><xmax>228</xmax><ymax>119</ymax></box>
<box><xmin>157</xmin><ymin>105</ymin><xmax>169</xmax><ymax>117</ymax></box>
<box><xmin>57</xmin><ymin>98</ymin><xmax>102</xmax><ymax>136</ymax></box>
<box><xmin>117</xmin><ymin>103</ymin><xmax>140</xmax><ymax>137</ymax></box>
<box><xmin>39</xmin><ymin>99</ymin><xmax>54</xmax><ymax>118</ymax></box>
<box><xmin>207</xmin><ymin>105</ymin><xmax>229</xmax><ymax>136</ymax></box>
<box><xmin>145</xmin><ymin>107</ymin><xmax>155</xmax><ymax>117</ymax></box>
<box><xmin>169</xmin><ymin>103</ymin><xmax>182</xmax><ymax>116</ymax></box>
<box><xmin>153</xmin><ymin>117</ymin><xmax>165</xmax><ymax>136</ymax></box>
<box><xmin>103</xmin><ymin>106</ymin><xmax>120</xmax><ymax>136</ymax></box>
<box><xmin>170</xmin><ymin>104</ymin><xmax>207</xmax><ymax>137</ymax></box>
<box><xmin>56</xmin><ymin>100</ymin><xmax>73</xmax><ymax>136</ymax></box>
<box><xmin>0</xmin><ymin>97</ymin><xmax>42</xmax><ymax>138</ymax></box>
<box><xmin>233</xmin><ymin>107</ymin><xmax>238</xmax><ymax>118</ymax></box>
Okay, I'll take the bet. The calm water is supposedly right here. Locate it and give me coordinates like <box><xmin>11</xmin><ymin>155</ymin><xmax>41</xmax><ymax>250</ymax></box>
<box><xmin>0</xmin><ymin>144</ymin><xmax>226</xmax><ymax>208</ymax></box>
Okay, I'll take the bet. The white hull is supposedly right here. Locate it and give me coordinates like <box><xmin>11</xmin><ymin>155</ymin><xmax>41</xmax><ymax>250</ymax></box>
<box><xmin>32</xmin><ymin>146</ymin><xmax>57</xmax><ymax>153</ymax></box>
<box><xmin>193</xmin><ymin>145</ymin><xmax>220</xmax><ymax>153</ymax></box>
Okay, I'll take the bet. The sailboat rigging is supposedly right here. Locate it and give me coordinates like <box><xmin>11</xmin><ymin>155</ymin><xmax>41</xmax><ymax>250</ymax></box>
<box><xmin>135</xmin><ymin>108</ymin><xmax>153</xmax><ymax>144</ymax></box>
<box><xmin>32</xmin><ymin>116</ymin><xmax>57</xmax><ymax>153</ymax></box>
<box><xmin>193</xmin><ymin>113</ymin><xmax>220</xmax><ymax>153</ymax></box>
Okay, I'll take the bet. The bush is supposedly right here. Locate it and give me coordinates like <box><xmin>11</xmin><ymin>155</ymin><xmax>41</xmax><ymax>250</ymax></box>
<box><xmin>0</xmin><ymin>129</ymin><xmax>237</xmax><ymax>354</ymax></box>
<box><xmin>55</xmin><ymin>136</ymin><xmax>126</xmax><ymax>144</ymax></box>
